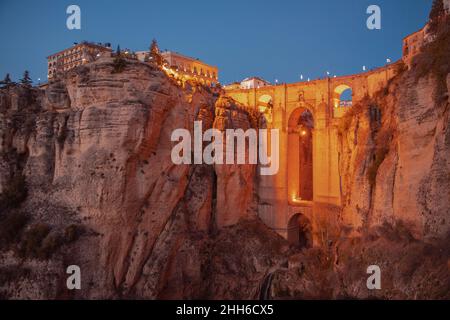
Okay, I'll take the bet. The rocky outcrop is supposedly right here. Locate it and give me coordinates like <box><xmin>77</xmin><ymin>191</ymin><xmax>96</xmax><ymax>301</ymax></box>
<box><xmin>0</xmin><ymin>57</ymin><xmax>279</xmax><ymax>299</ymax></box>
<box><xmin>1</xmin><ymin>22</ymin><xmax>449</xmax><ymax>300</ymax></box>
<box><xmin>338</xmin><ymin>35</ymin><xmax>450</xmax><ymax>240</ymax></box>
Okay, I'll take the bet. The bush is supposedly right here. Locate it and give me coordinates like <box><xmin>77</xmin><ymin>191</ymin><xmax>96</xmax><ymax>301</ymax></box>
<box><xmin>111</xmin><ymin>55</ymin><xmax>127</xmax><ymax>74</ymax></box>
<box><xmin>39</xmin><ymin>232</ymin><xmax>64</xmax><ymax>259</ymax></box>
<box><xmin>64</xmin><ymin>224</ymin><xmax>83</xmax><ymax>243</ymax></box>
<box><xmin>0</xmin><ymin>174</ymin><xmax>28</xmax><ymax>211</ymax></box>
<box><xmin>16</xmin><ymin>223</ymin><xmax>83</xmax><ymax>259</ymax></box>
<box><xmin>18</xmin><ymin>223</ymin><xmax>51</xmax><ymax>259</ymax></box>
<box><xmin>0</xmin><ymin>266</ymin><xmax>31</xmax><ymax>286</ymax></box>
<box><xmin>0</xmin><ymin>211</ymin><xmax>29</xmax><ymax>248</ymax></box>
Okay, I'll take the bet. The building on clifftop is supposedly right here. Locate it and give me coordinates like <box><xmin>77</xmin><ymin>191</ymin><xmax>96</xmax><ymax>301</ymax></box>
<box><xmin>47</xmin><ymin>42</ymin><xmax>112</xmax><ymax>80</ymax></box>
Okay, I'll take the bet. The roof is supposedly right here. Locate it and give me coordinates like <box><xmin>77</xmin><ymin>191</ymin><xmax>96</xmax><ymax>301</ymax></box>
<box><xmin>241</xmin><ymin>76</ymin><xmax>271</xmax><ymax>84</ymax></box>
<box><xmin>47</xmin><ymin>42</ymin><xmax>112</xmax><ymax>59</ymax></box>
<box><xmin>161</xmin><ymin>51</ymin><xmax>218</xmax><ymax>69</ymax></box>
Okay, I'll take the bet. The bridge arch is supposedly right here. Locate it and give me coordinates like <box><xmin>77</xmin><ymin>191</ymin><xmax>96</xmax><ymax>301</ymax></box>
<box><xmin>257</xmin><ymin>94</ymin><xmax>273</xmax><ymax>112</ymax></box>
<box><xmin>287</xmin><ymin>213</ymin><xmax>312</xmax><ymax>248</ymax></box>
<box><xmin>257</xmin><ymin>94</ymin><xmax>274</xmax><ymax>124</ymax></box>
<box><xmin>288</xmin><ymin>106</ymin><xmax>314</xmax><ymax>204</ymax></box>
<box><xmin>332</xmin><ymin>84</ymin><xmax>353</xmax><ymax>108</ymax></box>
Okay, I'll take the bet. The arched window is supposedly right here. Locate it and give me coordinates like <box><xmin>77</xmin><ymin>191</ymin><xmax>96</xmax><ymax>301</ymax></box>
<box><xmin>333</xmin><ymin>84</ymin><xmax>353</xmax><ymax>108</ymax></box>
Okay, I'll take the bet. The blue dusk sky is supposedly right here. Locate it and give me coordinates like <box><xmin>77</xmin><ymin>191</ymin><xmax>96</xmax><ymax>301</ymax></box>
<box><xmin>0</xmin><ymin>0</ymin><xmax>432</xmax><ymax>85</ymax></box>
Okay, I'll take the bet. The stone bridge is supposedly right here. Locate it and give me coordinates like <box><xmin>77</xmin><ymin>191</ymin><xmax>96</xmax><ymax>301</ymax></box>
<box><xmin>225</xmin><ymin>63</ymin><xmax>399</xmax><ymax>246</ymax></box>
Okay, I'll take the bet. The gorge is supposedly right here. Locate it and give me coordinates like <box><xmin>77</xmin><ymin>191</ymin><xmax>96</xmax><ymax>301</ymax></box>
<box><xmin>0</xmin><ymin>15</ymin><xmax>449</xmax><ymax>300</ymax></box>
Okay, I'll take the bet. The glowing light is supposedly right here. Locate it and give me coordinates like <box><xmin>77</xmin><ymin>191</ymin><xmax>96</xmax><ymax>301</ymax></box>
<box><xmin>363</xmin><ymin>65</ymin><xmax>366</xmax><ymax>71</ymax></box>
<box><xmin>300</xmin><ymin>74</ymin><xmax>303</xmax><ymax>80</ymax></box>
<box><xmin>291</xmin><ymin>194</ymin><xmax>304</xmax><ymax>204</ymax></box>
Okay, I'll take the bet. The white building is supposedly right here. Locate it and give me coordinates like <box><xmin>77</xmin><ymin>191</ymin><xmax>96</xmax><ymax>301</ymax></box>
<box><xmin>239</xmin><ymin>77</ymin><xmax>271</xmax><ymax>89</ymax></box>
<box><xmin>135</xmin><ymin>51</ymin><xmax>149</xmax><ymax>62</ymax></box>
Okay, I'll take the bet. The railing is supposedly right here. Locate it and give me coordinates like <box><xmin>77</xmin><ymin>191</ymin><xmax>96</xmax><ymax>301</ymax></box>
<box><xmin>339</xmin><ymin>101</ymin><xmax>353</xmax><ymax>107</ymax></box>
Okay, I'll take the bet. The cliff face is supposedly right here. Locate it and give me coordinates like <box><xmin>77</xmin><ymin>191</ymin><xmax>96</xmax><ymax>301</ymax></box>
<box><xmin>0</xmin><ymin>58</ymin><xmax>286</xmax><ymax>299</ymax></box>
<box><xmin>1</xmin><ymin>25</ymin><xmax>449</xmax><ymax>300</ymax></box>
<box><xmin>338</xmin><ymin>28</ymin><xmax>450</xmax><ymax>241</ymax></box>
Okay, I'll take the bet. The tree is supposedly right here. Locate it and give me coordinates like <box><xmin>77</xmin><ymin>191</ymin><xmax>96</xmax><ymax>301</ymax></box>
<box><xmin>20</xmin><ymin>70</ymin><xmax>32</xmax><ymax>87</ymax></box>
<box><xmin>112</xmin><ymin>44</ymin><xmax>126</xmax><ymax>74</ymax></box>
<box><xmin>150</xmin><ymin>39</ymin><xmax>159</xmax><ymax>55</ymax></box>
<box><xmin>150</xmin><ymin>39</ymin><xmax>164</xmax><ymax>66</ymax></box>
<box><xmin>0</xmin><ymin>73</ymin><xmax>13</xmax><ymax>88</ymax></box>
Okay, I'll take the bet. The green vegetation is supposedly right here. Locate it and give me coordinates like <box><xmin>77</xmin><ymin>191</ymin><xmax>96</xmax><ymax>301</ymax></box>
<box><xmin>0</xmin><ymin>266</ymin><xmax>31</xmax><ymax>286</ymax></box>
<box><xmin>16</xmin><ymin>222</ymin><xmax>84</xmax><ymax>260</ymax></box>
<box><xmin>0</xmin><ymin>211</ymin><xmax>29</xmax><ymax>248</ymax></box>
<box><xmin>17</xmin><ymin>223</ymin><xmax>51</xmax><ymax>259</ymax></box>
<box><xmin>112</xmin><ymin>45</ymin><xmax>127</xmax><ymax>74</ymax></box>
<box><xmin>150</xmin><ymin>39</ymin><xmax>164</xmax><ymax>66</ymax></box>
<box><xmin>19</xmin><ymin>70</ymin><xmax>32</xmax><ymax>87</ymax></box>
<box><xmin>64</xmin><ymin>224</ymin><xmax>83</xmax><ymax>242</ymax></box>
<box><xmin>0</xmin><ymin>73</ymin><xmax>14</xmax><ymax>88</ymax></box>
<box><xmin>0</xmin><ymin>173</ymin><xmax>28</xmax><ymax>211</ymax></box>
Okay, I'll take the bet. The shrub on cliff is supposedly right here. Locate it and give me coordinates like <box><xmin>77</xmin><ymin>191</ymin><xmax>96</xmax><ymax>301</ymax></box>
<box><xmin>0</xmin><ymin>211</ymin><xmax>29</xmax><ymax>249</ymax></box>
<box><xmin>111</xmin><ymin>44</ymin><xmax>127</xmax><ymax>74</ymax></box>
<box><xmin>0</xmin><ymin>73</ymin><xmax>15</xmax><ymax>89</ymax></box>
<box><xmin>17</xmin><ymin>223</ymin><xmax>51</xmax><ymax>259</ymax></box>
<box><xmin>16</xmin><ymin>223</ymin><xmax>84</xmax><ymax>259</ymax></box>
<box><xmin>64</xmin><ymin>224</ymin><xmax>83</xmax><ymax>242</ymax></box>
<box><xmin>19</xmin><ymin>70</ymin><xmax>32</xmax><ymax>87</ymax></box>
<box><xmin>112</xmin><ymin>55</ymin><xmax>127</xmax><ymax>74</ymax></box>
<box><xmin>0</xmin><ymin>173</ymin><xmax>28</xmax><ymax>211</ymax></box>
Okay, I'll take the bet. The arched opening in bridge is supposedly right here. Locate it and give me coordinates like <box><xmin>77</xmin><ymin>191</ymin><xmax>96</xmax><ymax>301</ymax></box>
<box><xmin>333</xmin><ymin>84</ymin><xmax>353</xmax><ymax>108</ymax></box>
<box><xmin>258</xmin><ymin>94</ymin><xmax>273</xmax><ymax>113</ymax></box>
<box><xmin>287</xmin><ymin>213</ymin><xmax>312</xmax><ymax>248</ymax></box>
<box><xmin>288</xmin><ymin>108</ymin><xmax>314</xmax><ymax>203</ymax></box>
